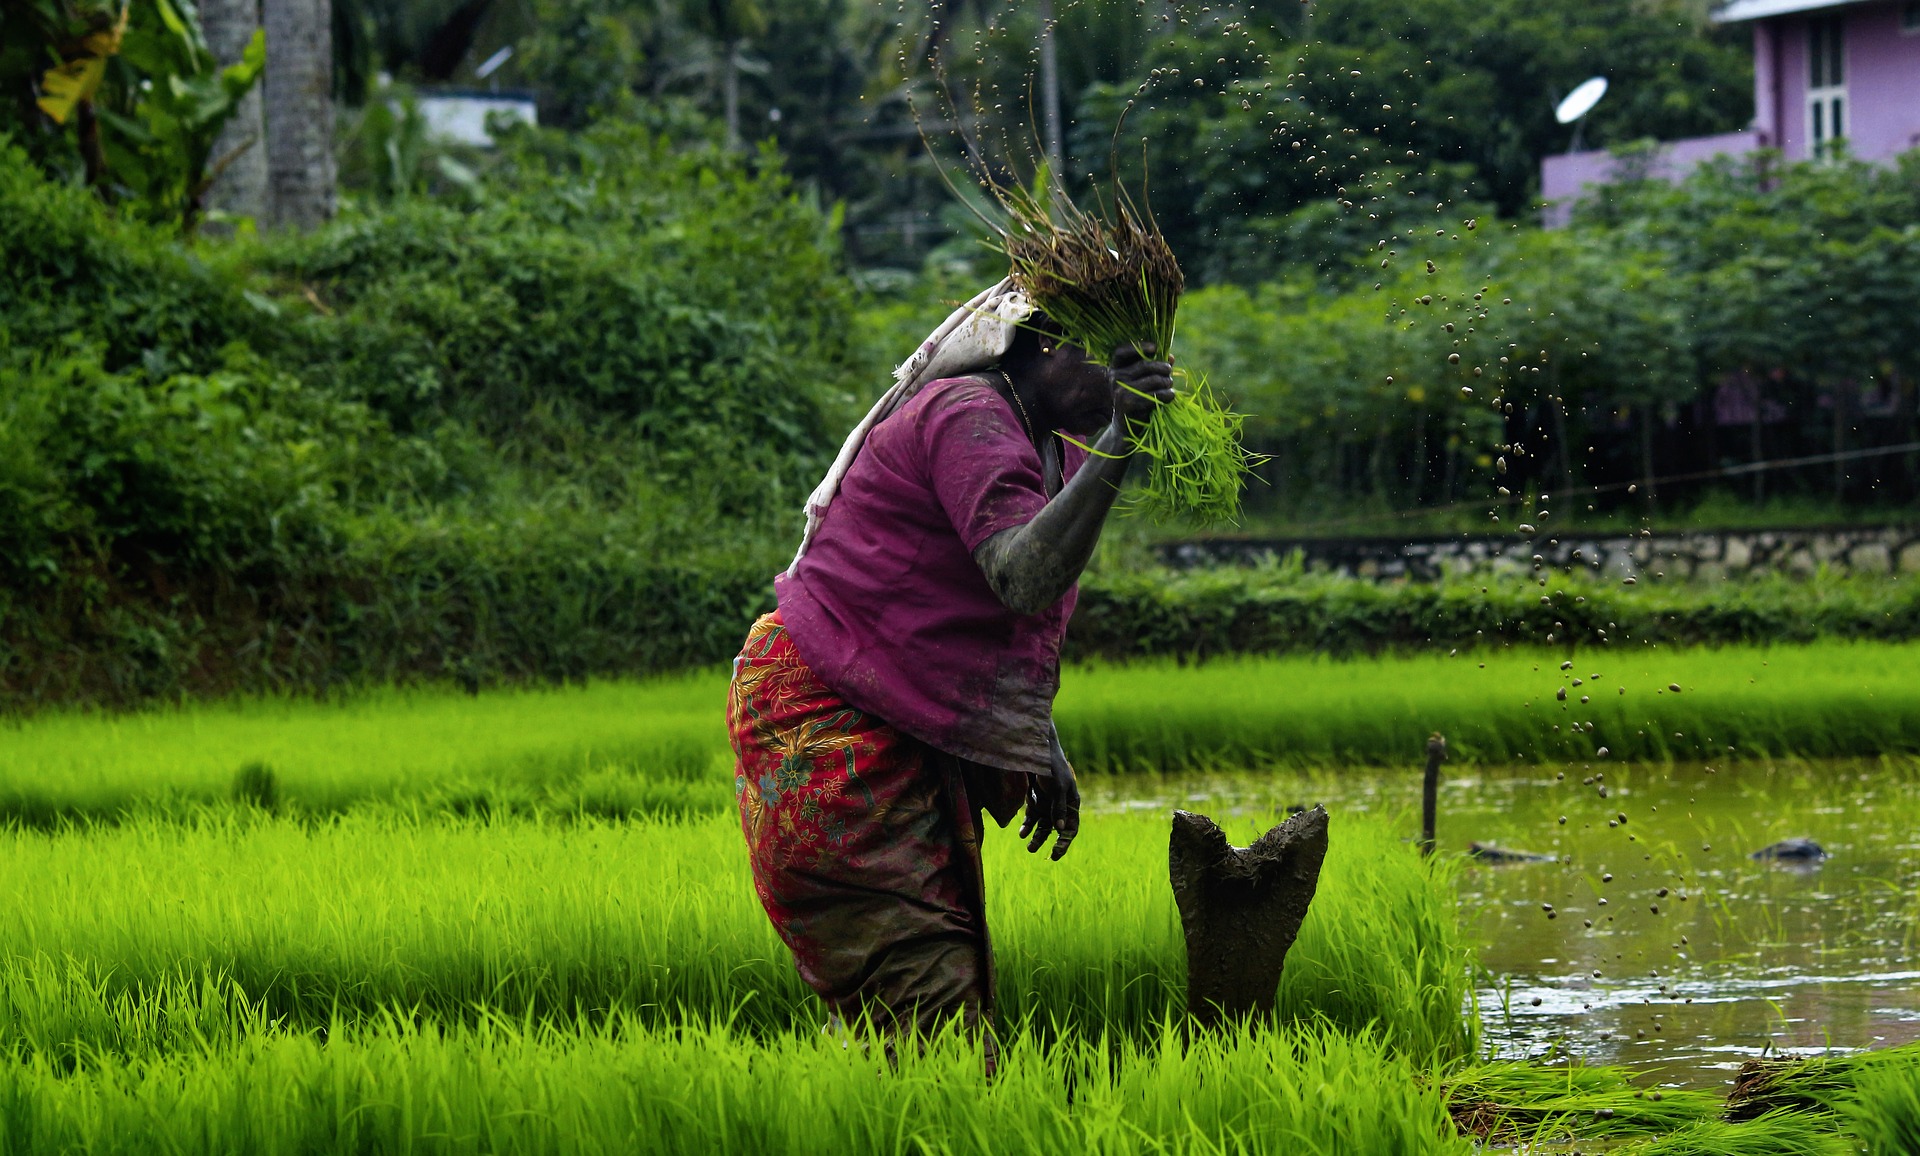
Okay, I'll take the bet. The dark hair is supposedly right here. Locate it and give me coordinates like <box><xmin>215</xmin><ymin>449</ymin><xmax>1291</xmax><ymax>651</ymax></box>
<box><xmin>1004</xmin><ymin>310</ymin><xmax>1065</xmax><ymax>362</ymax></box>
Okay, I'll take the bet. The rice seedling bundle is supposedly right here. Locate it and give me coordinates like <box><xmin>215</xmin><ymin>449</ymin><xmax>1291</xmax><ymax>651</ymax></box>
<box><xmin>995</xmin><ymin>185</ymin><xmax>1259</xmax><ymax>526</ymax></box>
<box><xmin>1842</xmin><ymin>1058</ymin><xmax>1920</xmax><ymax>1156</ymax></box>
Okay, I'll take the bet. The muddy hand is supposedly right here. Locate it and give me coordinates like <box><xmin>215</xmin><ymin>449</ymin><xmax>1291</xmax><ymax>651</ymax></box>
<box><xmin>1021</xmin><ymin>730</ymin><xmax>1080</xmax><ymax>860</ymax></box>
<box><xmin>1110</xmin><ymin>343</ymin><xmax>1175</xmax><ymax>424</ymax></box>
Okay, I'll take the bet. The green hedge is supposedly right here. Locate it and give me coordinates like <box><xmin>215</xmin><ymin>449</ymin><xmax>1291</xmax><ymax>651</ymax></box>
<box><xmin>1067</xmin><ymin>565</ymin><xmax>1920</xmax><ymax>660</ymax></box>
<box><xmin>0</xmin><ymin>520</ymin><xmax>778</xmax><ymax>706</ymax></box>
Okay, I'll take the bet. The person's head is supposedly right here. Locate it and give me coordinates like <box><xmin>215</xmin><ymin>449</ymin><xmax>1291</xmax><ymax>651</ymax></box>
<box><xmin>998</xmin><ymin>313</ymin><xmax>1114</xmax><ymax>436</ymax></box>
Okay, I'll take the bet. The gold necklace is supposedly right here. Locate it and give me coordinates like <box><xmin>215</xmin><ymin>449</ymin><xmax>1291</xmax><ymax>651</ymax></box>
<box><xmin>997</xmin><ymin>369</ymin><xmax>1037</xmax><ymax>442</ymax></box>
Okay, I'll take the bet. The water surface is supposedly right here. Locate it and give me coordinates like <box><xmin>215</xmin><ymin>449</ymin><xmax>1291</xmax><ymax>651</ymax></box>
<box><xmin>1088</xmin><ymin>758</ymin><xmax>1920</xmax><ymax>1088</ymax></box>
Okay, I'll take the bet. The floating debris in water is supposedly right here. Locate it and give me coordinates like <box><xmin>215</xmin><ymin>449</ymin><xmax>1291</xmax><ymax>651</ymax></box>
<box><xmin>1750</xmin><ymin>837</ymin><xmax>1828</xmax><ymax>863</ymax></box>
<box><xmin>1471</xmin><ymin>843</ymin><xmax>1555</xmax><ymax>865</ymax></box>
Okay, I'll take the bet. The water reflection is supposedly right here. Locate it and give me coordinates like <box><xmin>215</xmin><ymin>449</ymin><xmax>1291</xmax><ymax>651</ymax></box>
<box><xmin>1086</xmin><ymin>758</ymin><xmax>1920</xmax><ymax>1088</ymax></box>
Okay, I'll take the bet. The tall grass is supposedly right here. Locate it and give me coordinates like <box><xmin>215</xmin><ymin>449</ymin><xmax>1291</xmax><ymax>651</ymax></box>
<box><xmin>0</xmin><ymin>810</ymin><xmax>1471</xmax><ymax>1063</ymax></box>
<box><xmin>0</xmin><ymin>1016</ymin><xmax>1472</xmax><ymax>1156</ymax></box>
<box><xmin>1</xmin><ymin>641</ymin><xmax>1913</xmax><ymax>822</ymax></box>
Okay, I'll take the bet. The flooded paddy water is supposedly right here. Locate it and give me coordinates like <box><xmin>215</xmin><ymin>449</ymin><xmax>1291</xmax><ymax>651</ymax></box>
<box><xmin>1088</xmin><ymin>757</ymin><xmax>1920</xmax><ymax>1090</ymax></box>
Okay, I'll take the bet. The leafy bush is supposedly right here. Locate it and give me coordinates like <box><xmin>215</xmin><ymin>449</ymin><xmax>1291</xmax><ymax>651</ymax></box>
<box><xmin>0</xmin><ymin>127</ymin><xmax>851</xmax><ymax>708</ymax></box>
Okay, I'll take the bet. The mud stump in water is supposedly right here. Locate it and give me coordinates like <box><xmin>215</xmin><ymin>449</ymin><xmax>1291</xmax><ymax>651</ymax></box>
<box><xmin>1169</xmin><ymin>805</ymin><xmax>1330</xmax><ymax>1027</ymax></box>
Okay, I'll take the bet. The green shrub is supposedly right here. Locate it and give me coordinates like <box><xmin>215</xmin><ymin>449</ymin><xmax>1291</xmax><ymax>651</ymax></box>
<box><xmin>1069</xmin><ymin>565</ymin><xmax>1920</xmax><ymax>661</ymax></box>
<box><xmin>0</xmin><ymin>126</ymin><xmax>854</xmax><ymax>709</ymax></box>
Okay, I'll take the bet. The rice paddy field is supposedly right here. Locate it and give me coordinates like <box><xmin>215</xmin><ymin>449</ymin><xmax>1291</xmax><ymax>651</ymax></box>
<box><xmin>2</xmin><ymin>640</ymin><xmax>1919</xmax><ymax>1152</ymax></box>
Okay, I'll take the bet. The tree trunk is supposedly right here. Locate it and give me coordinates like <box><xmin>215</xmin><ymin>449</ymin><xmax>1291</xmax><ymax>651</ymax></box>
<box><xmin>263</xmin><ymin>0</ymin><xmax>335</xmax><ymax>229</ymax></box>
<box><xmin>723</xmin><ymin>39</ymin><xmax>741</xmax><ymax>148</ymax></box>
<box><xmin>1551</xmin><ymin>391</ymin><xmax>1574</xmax><ymax>497</ymax></box>
<box><xmin>1038</xmin><ymin>0</ymin><xmax>1063</xmax><ymax>178</ymax></box>
<box><xmin>1904</xmin><ymin>373</ymin><xmax>1918</xmax><ymax>505</ymax></box>
<box><xmin>201</xmin><ymin>0</ymin><xmax>268</xmax><ymax>225</ymax></box>
<box><xmin>1832</xmin><ymin>382</ymin><xmax>1847</xmax><ymax>505</ymax></box>
<box><xmin>1410</xmin><ymin>406</ymin><xmax>1427</xmax><ymax>505</ymax></box>
<box><xmin>1639</xmin><ymin>405</ymin><xmax>1658</xmax><ymax>514</ymax></box>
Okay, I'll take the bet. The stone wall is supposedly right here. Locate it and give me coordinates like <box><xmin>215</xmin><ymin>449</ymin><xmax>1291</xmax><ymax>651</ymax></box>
<box><xmin>1159</xmin><ymin>525</ymin><xmax>1920</xmax><ymax>582</ymax></box>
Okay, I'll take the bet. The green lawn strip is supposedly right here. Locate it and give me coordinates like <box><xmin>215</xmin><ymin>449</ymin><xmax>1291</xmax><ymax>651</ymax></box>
<box><xmin>0</xmin><ymin>811</ymin><xmax>1470</xmax><ymax>1061</ymax></box>
<box><xmin>2</xmin><ymin>641</ymin><xmax>1916</xmax><ymax>821</ymax></box>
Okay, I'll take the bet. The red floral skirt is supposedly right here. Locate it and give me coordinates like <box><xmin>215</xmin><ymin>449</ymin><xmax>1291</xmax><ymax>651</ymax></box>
<box><xmin>728</xmin><ymin>610</ymin><xmax>1004</xmax><ymax>1034</ymax></box>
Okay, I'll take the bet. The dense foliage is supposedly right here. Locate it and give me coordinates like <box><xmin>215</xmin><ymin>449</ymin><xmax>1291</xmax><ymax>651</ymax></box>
<box><xmin>1</xmin><ymin>0</ymin><xmax>264</xmax><ymax>229</ymax></box>
<box><xmin>0</xmin><ymin>126</ymin><xmax>855</xmax><ymax>706</ymax></box>
<box><xmin>1171</xmin><ymin>150</ymin><xmax>1920</xmax><ymax>522</ymax></box>
<box><xmin>313</xmin><ymin>0</ymin><xmax>1751</xmax><ymax>269</ymax></box>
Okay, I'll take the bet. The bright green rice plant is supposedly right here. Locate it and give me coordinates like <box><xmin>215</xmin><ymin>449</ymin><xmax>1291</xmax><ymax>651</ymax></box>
<box><xmin>992</xmin><ymin>181</ymin><xmax>1258</xmax><ymax>525</ymax></box>
<box><xmin>1437</xmin><ymin>1061</ymin><xmax>1717</xmax><ymax>1142</ymax></box>
<box><xmin>1118</xmin><ymin>369</ymin><xmax>1259</xmax><ymax>525</ymax></box>
<box><xmin>1</xmin><ymin>640</ymin><xmax>1917</xmax><ymax>828</ymax></box>
<box><xmin>0</xmin><ymin>809</ymin><xmax>1469</xmax><ymax>1062</ymax></box>
<box><xmin>1727</xmin><ymin>1042</ymin><xmax>1920</xmax><ymax>1120</ymax></box>
<box><xmin>1841</xmin><ymin>1058</ymin><xmax>1920</xmax><ymax>1156</ymax></box>
<box><xmin>1612</xmin><ymin>1112</ymin><xmax>1850</xmax><ymax>1156</ymax></box>
<box><xmin>2</xmin><ymin>640</ymin><xmax>1917</xmax><ymax>825</ymax></box>
<box><xmin>1052</xmin><ymin>640</ymin><xmax>1920</xmax><ymax>773</ymax></box>
<box><xmin>0</xmin><ymin>1015</ymin><xmax>1473</xmax><ymax>1156</ymax></box>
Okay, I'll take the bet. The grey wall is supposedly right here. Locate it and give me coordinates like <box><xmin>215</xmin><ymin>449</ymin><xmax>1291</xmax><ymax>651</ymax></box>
<box><xmin>1161</xmin><ymin>525</ymin><xmax>1920</xmax><ymax>582</ymax></box>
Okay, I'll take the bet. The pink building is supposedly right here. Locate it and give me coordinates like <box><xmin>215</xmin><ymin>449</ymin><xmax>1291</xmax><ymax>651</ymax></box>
<box><xmin>1541</xmin><ymin>0</ymin><xmax>1920</xmax><ymax>217</ymax></box>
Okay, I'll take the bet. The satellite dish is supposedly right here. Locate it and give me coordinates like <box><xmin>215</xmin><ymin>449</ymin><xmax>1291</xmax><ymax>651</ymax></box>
<box><xmin>1555</xmin><ymin>77</ymin><xmax>1609</xmax><ymax>125</ymax></box>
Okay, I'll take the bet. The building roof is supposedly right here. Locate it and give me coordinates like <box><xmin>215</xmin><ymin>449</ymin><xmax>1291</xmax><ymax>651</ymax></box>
<box><xmin>1711</xmin><ymin>0</ymin><xmax>1865</xmax><ymax>23</ymax></box>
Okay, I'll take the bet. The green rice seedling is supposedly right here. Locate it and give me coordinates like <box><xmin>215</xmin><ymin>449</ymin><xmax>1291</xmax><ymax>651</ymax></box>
<box><xmin>0</xmin><ymin>809</ymin><xmax>1469</xmax><ymax>1061</ymax></box>
<box><xmin>0</xmin><ymin>1016</ymin><xmax>1474</xmax><ymax>1156</ymax></box>
<box><xmin>0</xmin><ymin>957</ymin><xmax>273</xmax><ymax>1064</ymax></box>
<box><xmin>1053</xmin><ymin>640</ymin><xmax>1920</xmax><ymax>773</ymax></box>
<box><xmin>230</xmin><ymin>762</ymin><xmax>278</xmax><ymax>812</ymax></box>
<box><xmin>993</xmin><ymin>182</ymin><xmax>1257</xmax><ymax>525</ymax></box>
<box><xmin>1438</xmin><ymin>1061</ymin><xmax>1717</xmax><ymax>1141</ymax></box>
<box><xmin>1841</xmin><ymin>1059</ymin><xmax>1920</xmax><ymax>1156</ymax></box>
<box><xmin>0</xmin><ymin>674</ymin><xmax>731</xmax><ymax>824</ymax></box>
<box><xmin>0</xmin><ymin>640</ymin><xmax>1914</xmax><ymax>825</ymax></box>
<box><xmin>1118</xmin><ymin>370</ymin><xmax>1259</xmax><ymax>526</ymax></box>
<box><xmin>1612</xmin><ymin>1112</ymin><xmax>1851</xmax><ymax>1156</ymax></box>
<box><xmin>1728</xmin><ymin>1042</ymin><xmax>1920</xmax><ymax>1119</ymax></box>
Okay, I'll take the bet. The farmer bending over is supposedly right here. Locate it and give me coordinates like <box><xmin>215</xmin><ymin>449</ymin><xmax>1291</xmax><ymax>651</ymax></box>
<box><xmin>727</xmin><ymin>280</ymin><xmax>1173</xmax><ymax>1059</ymax></box>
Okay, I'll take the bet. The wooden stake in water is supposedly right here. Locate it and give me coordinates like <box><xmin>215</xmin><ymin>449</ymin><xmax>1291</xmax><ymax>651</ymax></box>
<box><xmin>1420</xmin><ymin>732</ymin><xmax>1447</xmax><ymax>857</ymax></box>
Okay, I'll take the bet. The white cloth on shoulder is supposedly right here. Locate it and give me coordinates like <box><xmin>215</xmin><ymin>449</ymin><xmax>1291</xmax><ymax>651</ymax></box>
<box><xmin>788</xmin><ymin>278</ymin><xmax>1033</xmax><ymax>571</ymax></box>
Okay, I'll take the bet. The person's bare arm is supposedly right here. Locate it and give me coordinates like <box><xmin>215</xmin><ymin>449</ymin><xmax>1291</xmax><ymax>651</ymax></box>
<box><xmin>973</xmin><ymin>347</ymin><xmax>1173</xmax><ymax>615</ymax></box>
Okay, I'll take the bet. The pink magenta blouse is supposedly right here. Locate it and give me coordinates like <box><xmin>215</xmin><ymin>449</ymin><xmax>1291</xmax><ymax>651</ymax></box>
<box><xmin>774</xmin><ymin>375</ymin><xmax>1085</xmax><ymax>777</ymax></box>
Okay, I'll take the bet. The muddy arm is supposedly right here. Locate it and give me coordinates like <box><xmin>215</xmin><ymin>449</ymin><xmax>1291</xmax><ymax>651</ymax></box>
<box><xmin>971</xmin><ymin>418</ymin><xmax>1135</xmax><ymax>616</ymax></box>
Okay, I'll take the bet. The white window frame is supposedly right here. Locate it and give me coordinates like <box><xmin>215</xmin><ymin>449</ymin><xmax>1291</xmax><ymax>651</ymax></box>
<box><xmin>1807</xmin><ymin>14</ymin><xmax>1847</xmax><ymax>159</ymax></box>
